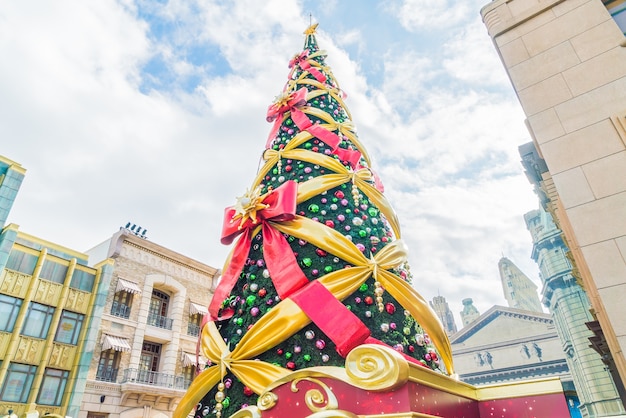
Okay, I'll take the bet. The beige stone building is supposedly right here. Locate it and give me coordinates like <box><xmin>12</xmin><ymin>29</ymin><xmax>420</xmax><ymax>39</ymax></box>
<box><xmin>79</xmin><ymin>227</ymin><xmax>219</xmax><ymax>418</ymax></box>
<box><xmin>451</xmin><ymin>305</ymin><xmax>571</xmax><ymax>386</ymax></box>
<box><xmin>480</xmin><ymin>0</ymin><xmax>626</xmax><ymax>403</ymax></box>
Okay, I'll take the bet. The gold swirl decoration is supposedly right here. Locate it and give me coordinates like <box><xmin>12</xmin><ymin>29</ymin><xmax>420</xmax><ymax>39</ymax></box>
<box><xmin>234</xmin><ymin>345</ymin><xmax>412</xmax><ymax>418</ymax></box>
<box><xmin>344</xmin><ymin>344</ymin><xmax>409</xmax><ymax>391</ymax></box>
<box><xmin>291</xmin><ymin>377</ymin><xmax>338</xmax><ymax>412</ymax></box>
<box><xmin>257</xmin><ymin>391</ymin><xmax>278</xmax><ymax>411</ymax></box>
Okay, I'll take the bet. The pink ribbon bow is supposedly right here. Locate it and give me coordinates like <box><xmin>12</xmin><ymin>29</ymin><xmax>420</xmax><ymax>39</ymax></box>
<box><xmin>288</xmin><ymin>50</ymin><xmax>327</xmax><ymax>83</ymax></box>
<box><xmin>266</xmin><ymin>87</ymin><xmax>340</xmax><ymax>151</ymax></box>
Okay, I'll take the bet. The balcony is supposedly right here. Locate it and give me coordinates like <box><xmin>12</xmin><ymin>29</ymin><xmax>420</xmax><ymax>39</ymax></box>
<box><xmin>111</xmin><ymin>301</ymin><xmax>131</xmax><ymax>319</ymax></box>
<box><xmin>147</xmin><ymin>312</ymin><xmax>173</xmax><ymax>330</ymax></box>
<box><xmin>187</xmin><ymin>323</ymin><xmax>200</xmax><ymax>337</ymax></box>
<box><xmin>120</xmin><ymin>368</ymin><xmax>190</xmax><ymax>390</ymax></box>
<box><xmin>96</xmin><ymin>366</ymin><xmax>119</xmax><ymax>382</ymax></box>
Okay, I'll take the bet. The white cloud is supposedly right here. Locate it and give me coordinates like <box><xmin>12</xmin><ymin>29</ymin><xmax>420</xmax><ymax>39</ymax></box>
<box><xmin>0</xmin><ymin>0</ymin><xmax>543</xmax><ymax>332</ymax></box>
<box><xmin>389</xmin><ymin>0</ymin><xmax>473</xmax><ymax>31</ymax></box>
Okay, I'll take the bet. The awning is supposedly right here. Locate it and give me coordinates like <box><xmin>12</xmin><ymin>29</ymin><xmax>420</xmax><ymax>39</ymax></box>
<box><xmin>189</xmin><ymin>302</ymin><xmax>208</xmax><ymax>316</ymax></box>
<box><xmin>116</xmin><ymin>278</ymin><xmax>142</xmax><ymax>294</ymax></box>
<box><xmin>101</xmin><ymin>334</ymin><xmax>132</xmax><ymax>352</ymax></box>
<box><xmin>181</xmin><ymin>352</ymin><xmax>207</xmax><ymax>368</ymax></box>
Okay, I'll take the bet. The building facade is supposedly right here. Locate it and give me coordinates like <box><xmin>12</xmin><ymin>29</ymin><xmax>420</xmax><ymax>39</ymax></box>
<box><xmin>498</xmin><ymin>257</ymin><xmax>543</xmax><ymax>312</ymax></box>
<box><xmin>429</xmin><ymin>295</ymin><xmax>458</xmax><ymax>335</ymax></box>
<box><xmin>525</xmin><ymin>206</ymin><xmax>624</xmax><ymax>416</ymax></box>
<box><xmin>450</xmin><ymin>306</ymin><xmax>575</xmax><ymax>405</ymax></box>
<box><xmin>460</xmin><ymin>298</ymin><xmax>481</xmax><ymax>328</ymax></box>
<box><xmin>79</xmin><ymin>227</ymin><xmax>219</xmax><ymax>418</ymax></box>
<box><xmin>0</xmin><ymin>156</ymin><xmax>115</xmax><ymax>418</ymax></box>
<box><xmin>481</xmin><ymin>0</ymin><xmax>626</xmax><ymax>399</ymax></box>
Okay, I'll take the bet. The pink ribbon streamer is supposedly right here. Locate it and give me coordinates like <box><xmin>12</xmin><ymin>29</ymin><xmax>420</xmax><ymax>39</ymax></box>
<box><xmin>288</xmin><ymin>50</ymin><xmax>327</xmax><ymax>83</ymax></box>
<box><xmin>266</xmin><ymin>87</ymin><xmax>340</xmax><ymax>151</ymax></box>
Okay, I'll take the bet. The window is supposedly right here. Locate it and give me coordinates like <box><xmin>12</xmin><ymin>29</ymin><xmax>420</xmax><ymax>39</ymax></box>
<box><xmin>138</xmin><ymin>342</ymin><xmax>161</xmax><ymax>384</ymax></box>
<box><xmin>140</xmin><ymin>342</ymin><xmax>161</xmax><ymax>372</ymax></box>
<box><xmin>39</xmin><ymin>259</ymin><xmax>68</xmax><ymax>284</ymax></box>
<box><xmin>70</xmin><ymin>269</ymin><xmax>95</xmax><ymax>292</ymax></box>
<box><xmin>182</xmin><ymin>365</ymin><xmax>196</xmax><ymax>387</ymax></box>
<box><xmin>22</xmin><ymin>302</ymin><xmax>54</xmax><ymax>339</ymax></box>
<box><xmin>111</xmin><ymin>291</ymin><xmax>133</xmax><ymax>319</ymax></box>
<box><xmin>148</xmin><ymin>290</ymin><xmax>172</xmax><ymax>330</ymax></box>
<box><xmin>0</xmin><ymin>363</ymin><xmax>36</xmax><ymax>402</ymax></box>
<box><xmin>96</xmin><ymin>350</ymin><xmax>120</xmax><ymax>382</ymax></box>
<box><xmin>150</xmin><ymin>290</ymin><xmax>169</xmax><ymax>316</ymax></box>
<box><xmin>188</xmin><ymin>313</ymin><xmax>202</xmax><ymax>337</ymax></box>
<box><xmin>0</xmin><ymin>295</ymin><xmax>22</xmax><ymax>332</ymax></box>
<box><xmin>6</xmin><ymin>250</ymin><xmax>38</xmax><ymax>275</ymax></box>
<box><xmin>55</xmin><ymin>310</ymin><xmax>84</xmax><ymax>345</ymax></box>
<box><xmin>37</xmin><ymin>368</ymin><xmax>68</xmax><ymax>406</ymax></box>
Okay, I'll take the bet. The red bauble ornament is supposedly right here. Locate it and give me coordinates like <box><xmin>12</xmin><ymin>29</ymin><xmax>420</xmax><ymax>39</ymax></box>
<box><xmin>364</xmin><ymin>296</ymin><xmax>374</xmax><ymax>305</ymax></box>
<box><xmin>334</xmin><ymin>191</ymin><xmax>345</xmax><ymax>199</ymax></box>
<box><xmin>277</xmin><ymin>348</ymin><xmax>284</xmax><ymax>355</ymax></box>
<box><xmin>243</xmin><ymin>386</ymin><xmax>254</xmax><ymax>397</ymax></box>
<box><xmin>315</xmin><ymin>248</ymin><xmax>328</xmax><ymax>257</ymax></box>
<box><xmin>258</xmin><ymin>288</ymin><xmax>267</xmax><ymax>298</ymax></box>
<box><xmin>286</xmin><ymin>361</ymin><xmax>296</xmax><ymax>370</ymax></box>
<box><xmin>385</xmin><ymin>303</ymin><xmax>396</xmax><ymax>315</ymax></box>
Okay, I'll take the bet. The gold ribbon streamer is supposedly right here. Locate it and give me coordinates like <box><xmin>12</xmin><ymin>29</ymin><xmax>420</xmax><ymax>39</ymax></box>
<box><xmin>296</xmin><ymin>78</ymin><xmax>351</xmax><ymax>120</ymax></box>
<box><xmin>257</xmin><ymin>148</ymin><xmax>401</xmax><ymax>239</ymax></box>
<box><xmin>175</xmin><ymin>218</ymin><xmax>454</xmax><ymax>418</ymax></box>
<box><xmin>272</xmin><ymin>217</ymin><xmax>453</xmax><ymax>374</ymax></box>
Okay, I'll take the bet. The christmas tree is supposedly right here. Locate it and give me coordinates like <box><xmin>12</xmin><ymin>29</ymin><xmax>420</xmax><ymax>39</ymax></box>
<box><xmin>177</xmin><ymin>24</ymin><xmax>454</xmax><ymax>418</ymax></box>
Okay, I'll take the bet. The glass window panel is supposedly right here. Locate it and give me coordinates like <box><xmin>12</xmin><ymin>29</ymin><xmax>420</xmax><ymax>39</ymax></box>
<box><xmin>39</xmin><ymin>260</ymin><xmax>68</xmax><ymax>284</ymax></box>
<box><xmin>70</xmin><ymin>269</ymin><xmax>95</xmax><ymax>292</ymax></box>
<box><xmin>55</xmin><ymin>310</ymin><xmax>84</xmax><ymax>345</ymax></box>
<box><xmin>0</xmin><ymin>363</ymin><xmax>36</xmax><ymax>403</ymax></box>
<box><xmin>21</xmin><ymin>302</ymin><xmax>54</xmax><ymax>339</ymax></box>
<box><xmin>5</xmin><ymin>250</ymin><xmax>38</xmax><ymax>275</ymax></box>
<box><xmin>37</xmin><ymin>368</ymin><xmax>68</xmax><ymax>406</ymax></box>
<box><xmin>0</xmin><ymin>294</ymin><xmax>22</xmax><ymax>332</ymax></box>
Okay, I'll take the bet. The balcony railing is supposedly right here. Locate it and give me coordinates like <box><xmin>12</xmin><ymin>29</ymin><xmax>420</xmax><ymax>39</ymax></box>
<box><xmin>96</xmin><ymin>366</ymin><xmax>119</xmax><ymax>382</ymax></box>
<box><xmin>147</xmin><ymin>312</ymin><xmax>173</xmax><ymax>330</ymax></box>
<box><xmin>120</xmin><ymin>368</ymin><xmax>190</xmax><ymax>389</ymax></box>
<box><xmin>111</xmin><ymin>301</ymin><xmax>131</xmax><ymax>319</ymax></box>
<box><xmin>187</xmin><ymin>323</ymin><xmax>200</xmax><ymax>337</ymax></box>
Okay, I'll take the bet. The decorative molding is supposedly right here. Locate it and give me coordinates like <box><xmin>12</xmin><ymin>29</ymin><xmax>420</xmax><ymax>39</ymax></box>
<box><xmin>120</xmin><ymin>243</ymin><xmax>216</xmax><ymax>286</ymax></box>
<box><xmin>0</xmin><ymin>269</ymin><xmax>31</xmax><ymax>298</ymax></box>
<box><xmin>14</xmin><ymin>336</ymin><xmax>44</xmax><ymax>364</ymax></box>
<box><xmin>65</xmin><ymin>288</ymin><xmax>90</xmax><ymax>313</ymax></box>
<box><xmin>48</xmin><ymin>343</ymin><xmax>76</xmax><ymax>370</ymax></box>
<box><xmin>33</xmin><ymin>279</ymin><xmax>62</xmax><ymax>306</ymax></box>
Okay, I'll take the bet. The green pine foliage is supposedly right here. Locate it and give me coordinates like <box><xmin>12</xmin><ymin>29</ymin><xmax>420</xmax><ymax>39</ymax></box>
<box><xmin>195</xmin><ymin>28</ymin><xmax>442</xmax><ymax>418</ymax></box>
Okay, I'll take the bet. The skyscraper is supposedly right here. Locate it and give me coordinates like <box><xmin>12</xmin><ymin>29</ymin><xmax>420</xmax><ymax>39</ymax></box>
<box><xmin>460</xmin><ymin>298</ymin><xmax>480</xmax><ymax>328</ymax></box>
<box><xmin>430</xmin><ymin>295</ymin><xmax>458</xmax><ymax>336</ymax></box>
<box><xmin>498</xmin><ymin>257</ymin><xmax>543</xmax><ymax>313</ymax></box>
<box><xmin>525</xmin><ymin>206</ymin><xmax>624</xmax><ymax>416</ymax></box>
<box><xmin>481</xmin><ymin>0</ymin><xmax>626</xmax><ymax>398</ymax></box>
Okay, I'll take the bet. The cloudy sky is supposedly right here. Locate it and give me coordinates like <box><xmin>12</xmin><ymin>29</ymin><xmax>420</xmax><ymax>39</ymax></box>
<box><xmin>0</xmin><ymin>0</ymin><xmax>543</xmax><ymax>327</ymax></box>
